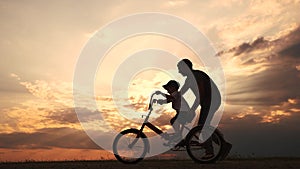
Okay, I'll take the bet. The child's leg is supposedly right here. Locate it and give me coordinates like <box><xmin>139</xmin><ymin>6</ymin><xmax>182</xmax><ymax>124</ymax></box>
<box><xmin>170</xmin><ymin>116</ymin><xmax>179</xmax><ymax>134</ymax></box>
<box><xmin>170</xmin><ymin>115</ymin><xmax>182</xmax><ymax>141</ymax></box>
<box><xmin>172</xmin><ymin>121</ymin><xmax>184</xmax><ymax>142</ymax></box>
<box><xmin>172</xmin><ymin>120</ymin><xmax>180</xmax><ymax>134</ymax></box>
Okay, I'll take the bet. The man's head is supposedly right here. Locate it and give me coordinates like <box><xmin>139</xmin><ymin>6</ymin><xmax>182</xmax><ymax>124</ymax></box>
<box><xmin>163</xmin><ymin>80</ymin><xmax>180</xmax><ymax>94</ymax></box>
<box><xmin>177</xmin><ymin>59</ymin><xmax>193</xmax><ymax>76</ymax></box>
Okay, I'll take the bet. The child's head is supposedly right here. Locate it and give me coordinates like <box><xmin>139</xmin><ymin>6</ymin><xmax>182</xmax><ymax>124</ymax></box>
<box><xmin>163</xmin><ymin>80</ymin><xmax>180</xmax><ymax>93</ymax></box>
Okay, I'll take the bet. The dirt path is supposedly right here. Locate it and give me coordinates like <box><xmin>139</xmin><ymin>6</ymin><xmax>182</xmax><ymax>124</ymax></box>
<box><xmin>1</xmin><ymin>159</ymin><xmax>299</xmax><ymax>169</ymax></box>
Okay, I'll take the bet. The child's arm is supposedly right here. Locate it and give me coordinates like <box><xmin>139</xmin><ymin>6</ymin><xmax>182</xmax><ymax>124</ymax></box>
<box><xmin>156</xmin><ymin>99</ymin><xmax>167</xmax><ymax>105</ymax></box>
<box><xmin>154</xmin><ymin>94</ymin><xmax>175</xmax><ymax>105</ymax></box>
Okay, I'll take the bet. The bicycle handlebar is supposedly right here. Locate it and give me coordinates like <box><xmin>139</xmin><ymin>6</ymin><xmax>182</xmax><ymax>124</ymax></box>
<box><xmin>148</xmin><ymin>91</ymin><xmax>161</xmax><ymax>110</ymax></box>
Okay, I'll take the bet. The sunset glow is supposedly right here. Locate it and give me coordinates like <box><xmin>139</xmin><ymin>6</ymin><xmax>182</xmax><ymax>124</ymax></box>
<box><xmin>1</xmin><ymin>0</ymin><xmax>300</xmax><ymax>161</ymax></box>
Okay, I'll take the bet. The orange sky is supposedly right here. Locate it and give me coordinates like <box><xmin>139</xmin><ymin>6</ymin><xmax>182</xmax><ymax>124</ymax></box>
<box><xmin>1</xmin><ymin>0</ymin><xmax>300</xmax><ymax>161</ymax></box>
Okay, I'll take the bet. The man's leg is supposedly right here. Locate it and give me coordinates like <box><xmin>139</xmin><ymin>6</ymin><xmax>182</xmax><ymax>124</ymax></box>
<box><xmin>198</xmin><ymin>105</ymin><xmax>209</xmax><ymax>125</ymax></box>
<box><xmin>198</xmin><ymin>104</ymin><xmax>214</xmax><ymax>157</ymax></box>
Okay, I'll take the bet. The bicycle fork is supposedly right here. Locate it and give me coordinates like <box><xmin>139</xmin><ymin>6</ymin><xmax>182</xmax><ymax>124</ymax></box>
<box><xmin>128</xmin><ymin>122</ymin><xmax>163</xmax><ymax>153</ymax></box>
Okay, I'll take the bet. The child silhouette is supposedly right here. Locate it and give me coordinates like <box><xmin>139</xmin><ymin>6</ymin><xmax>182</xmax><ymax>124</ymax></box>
<box><xmin>154</xmin><ymin>80</ymin><xmax>195</xmax><ymax>145</ymax></box>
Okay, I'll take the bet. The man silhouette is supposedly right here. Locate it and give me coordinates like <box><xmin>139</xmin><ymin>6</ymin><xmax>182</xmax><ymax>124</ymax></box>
<box><xmin>177</xmin><ymin>59</ymin><xmax>221</xmax><ymax>158</ymax></box>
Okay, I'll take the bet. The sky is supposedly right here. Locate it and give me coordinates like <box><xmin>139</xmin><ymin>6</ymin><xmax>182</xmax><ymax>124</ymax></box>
<box><xmin>0</xmin><ymin>0</ymin><xmax>300</xmax><ymax>161</ymax></box>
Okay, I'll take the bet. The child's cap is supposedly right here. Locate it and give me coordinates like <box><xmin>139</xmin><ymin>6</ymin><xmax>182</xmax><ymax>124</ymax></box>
<box><xmin>163</xmin><ymin>80</ymin><xmax>180</xmax><ymax>90</ymax></box>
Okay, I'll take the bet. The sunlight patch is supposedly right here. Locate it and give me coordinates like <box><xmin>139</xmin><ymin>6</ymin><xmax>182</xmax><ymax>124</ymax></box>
<box><xmin>182</xmin><ymin>88</ymin><xmax>196</xmax><ymax>109</ymax></box>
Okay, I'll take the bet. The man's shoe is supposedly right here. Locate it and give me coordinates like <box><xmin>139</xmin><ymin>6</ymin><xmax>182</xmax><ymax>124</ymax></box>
<box><xmin>171</xmin><ymin>133</ymin><xmax>182</xmax><ymax>142</ymax></box>
<box><xmin>218</xmin><ymin>141</ymin><xmax>232</xmax><ymax>160</ymax></box>
<box><xmin>163</xmin><ymin>134</ymin><xmax>182</xmax><ymax>147</ymax></box>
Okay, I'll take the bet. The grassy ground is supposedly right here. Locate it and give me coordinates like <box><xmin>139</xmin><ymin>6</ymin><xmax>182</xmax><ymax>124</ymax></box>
<box><xmin>0</xmin><ymin>158</ymin><xmax>300</xmax><ymax>169</ymax></box>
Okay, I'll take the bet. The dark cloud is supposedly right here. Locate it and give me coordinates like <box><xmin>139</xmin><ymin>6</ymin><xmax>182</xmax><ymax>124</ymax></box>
<box><xmin>279</xmin><ymin>42</ymin><xmax>300</xmax><ymax>58</ymax></box>
<box><xmin>216</xmin><ymin>37</ymin><xmax>269</xmax><ymax>56</ymax></box>
<box><xmin>234</xmin><ymin>37</ymin><xmax>268</xmax><ymax>56</ymax></box>
<box><xmin>226</xmin><ymin>66</ymin><xmax>300</xmax><ymax>106</ymax></box>
<box><xmin>217</xmin><ymin>26</ymin><xmax>300</xmax><ymax>58</ymax></box>
<box><xmin>220</xmin><ymin>112</ymin><xmax>300</xmax><ymax>157</ymax></box>
<box><xmin>0</xmin><ymin>127</ymin><xmax>100</xmax><ymax>149</ymax></box>
<box><xmin>277</xmin><ymin>26</ymin><xmax>300</xmax><ymax>59</ymax></box>
<box><xmin>46</xmin><ymin>108</ymin><xmax>79</xmax><ymax>124</ymax></box>
<box><xmin>215</xmin><ymin>26</ymin><xmax>300</xmax><ymax>157</ymax></box>
<box><xmin>44</xmin><ymin>107</ymin><xmax>102</xmax><ymax>125</ymax></box>
<box><xmin>223</xmin><ymin>26</ymin><xmax>300</xmax><ymax>106</ymax></box>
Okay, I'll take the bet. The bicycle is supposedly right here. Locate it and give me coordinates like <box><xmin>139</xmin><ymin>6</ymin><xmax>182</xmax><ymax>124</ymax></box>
<box><xmin>113</xmin><ymin>91</ymin><xmax>225</xmax><ymax>164</ymax></box>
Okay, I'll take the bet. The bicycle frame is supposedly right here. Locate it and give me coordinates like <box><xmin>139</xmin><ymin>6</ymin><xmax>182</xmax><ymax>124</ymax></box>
<box><xmin>114</xmin><ymin>91</ymin><xmax>227</xmax><ymax>163</ymax></box>
<box><xmin>129</xmin><ymin>91</ymin><xmax>192</xmax><ymax>149</ymax></box>
<box><xmin>129</xmin><ymin>117</ymin><xmax>163</xmax><ymax>149</ymax></box>
<box><xmin>136</xmin><ymin>91</ymin><xmax>191</xmax><ymax>139</ymax></box>
<box><xmin>138</xmin><ymin>92</ymin><xmax>163</xmax><ymax>135</ymax></box>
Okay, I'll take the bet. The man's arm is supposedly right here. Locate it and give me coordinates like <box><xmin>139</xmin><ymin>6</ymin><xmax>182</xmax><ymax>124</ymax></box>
<box><xmin>190</xmin><ymin>93</ymin><xmax>200</xmax><ymax>111</ymax></box>
<box><xmin>180</xmin><ymin>79</ymin><xmax>200</xmax><ymax>111</ymax></box>
<box><xmin>180</xmin><ymin>79</ymin><xmax>189</xmax><ymax>95</ymax></box>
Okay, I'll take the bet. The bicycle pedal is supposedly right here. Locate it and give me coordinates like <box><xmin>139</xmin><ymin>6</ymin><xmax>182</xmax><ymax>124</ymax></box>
<box><xmin>171</xmin><ymin>146</ymin><xmax>186</xmax><ymax>151</ymax></box>
<box><xmin>160</xmin><ymin>133</ymin><xmax>171</xmax><ymax>140</ymax></box>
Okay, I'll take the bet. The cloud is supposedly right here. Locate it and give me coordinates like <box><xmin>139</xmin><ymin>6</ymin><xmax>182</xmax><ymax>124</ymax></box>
<box><xmin>209</xmin><ymin>0</ymin><xmax>300</xmax><ymax>49</ymax></box>
<box><xmin>124</xmin><ymin>95</ymin><xmax>149</xmax><ymax>112</ymax></box>
<box><xmin>216</xmin><ymin>37</ymin><xmax>269</xmax><ymax>56</ymax></box>
<box><xmin>220</xmin><ymin>25</ymin><xmax>300</xmax><ymax>108</ymax></box>
<box><xmin>216</xmin><ymin>25</ymin><xmax>300</xmax><ymax>157</ymax></box>
<box><xmin>279</xmin><ymin>42</ymin><xmax>300</xmax><ymax>58</ymax></box>
<box><xmin>19</xmin><ymin>80</ymin><xmax>73</xmax><ymax>107</ymax></box>
<box><xmin>1</xmin><ymin>73</ymin><xmax>177</xmax><ymax>137</ymax></box>
<box><xmin>162</xmin><ymin>0</ymin><xmax>188</xmax><ymax>8</ymax></box>
<box><xmin>0</xmin><ymin>73</ymin><xmax>27</xmax><ymax>96</ymax></box>
<box><xmin>1</xmin><ymin>0</ymin><xmax>300</xmax><ymax>159</ymax></box>
<box><xmin>0</xmin><ymin>77</ymin><xmax>85</xmax><ymax>133</ymax></box>
<box><xmin>220</xmin><ymin>97</ymin><xmax>300</xmax><ymax>157</ymax></box>
<box><xmin>45</xmin><ymin>108</ymin><xmax>79</xmax><ymax>124</ymax></box>
<box><xmin>218</xmin><ymin>26</ymin><xmax>300</xmax><ymax>57</ymax></box>
<box><xmin>0</xmin><ymin>127</ymin><xmax>99</xmax><ymax>149</ymax></box>
<box><xmin>10</xmin><ymin>73</ymin><xmax>21</xmax><ymax>81</ymax></box>
<box><xmin>229</xmin><ymin>98</ymin><xmax>299</xmax><ymax>123</ymax></box>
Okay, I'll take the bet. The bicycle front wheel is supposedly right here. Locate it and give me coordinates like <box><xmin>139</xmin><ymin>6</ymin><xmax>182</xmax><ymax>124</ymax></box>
<box><xmin>186</xmin><ymin>126</ymin><xmax>223</xmax><ymax>163</ymax></box>
<box><xmin>113</xmin><ymin>128</ymin><xmax>149</xmax><ymax>164</ymax></box>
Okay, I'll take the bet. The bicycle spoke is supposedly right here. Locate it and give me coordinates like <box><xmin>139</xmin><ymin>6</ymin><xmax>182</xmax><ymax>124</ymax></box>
<box><xmin>186</xmin><ymin>126</ymin><xmax>223</xmax><ymax>163</ymax></box>
<box><xmin>113</xmin><ymin>129</ymin><xmax>148</xmax><ymax>164</ymax></box>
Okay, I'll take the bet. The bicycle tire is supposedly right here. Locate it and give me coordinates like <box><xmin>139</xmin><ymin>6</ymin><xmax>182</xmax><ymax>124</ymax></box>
<box><xmin>113</xmin><ymin>128</ymin><xmax>149</xmax><ymax>164</ymax></box>
<box><xmin>185</xmin><ymin>126</ymin><xmax>223</xmax><ymax>163</ymax></box>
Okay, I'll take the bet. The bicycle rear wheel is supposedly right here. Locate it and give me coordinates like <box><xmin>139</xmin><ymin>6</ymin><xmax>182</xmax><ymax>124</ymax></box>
<box><xmin>185</xmin><ymin>126</ymin><xmax>223</xmax><ymax>163</ymax></box>
<box><xmin>113</xmin><ymin>128</ymin><xmax>149</xmax><ymax>164</ymax></box>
